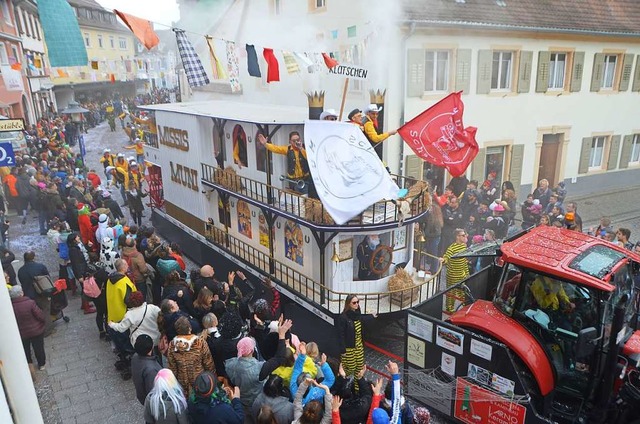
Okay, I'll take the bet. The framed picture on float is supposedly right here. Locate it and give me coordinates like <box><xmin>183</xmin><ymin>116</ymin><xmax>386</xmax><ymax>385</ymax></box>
<box><xmin>393</xmin><ymin>227</ymin><xmax>407</xmax><ymax>250</ymax></box>
<box><xmin>339</xmin><ymin>238</ymin><xmax>353</xmax><ymax>261</ymax></box>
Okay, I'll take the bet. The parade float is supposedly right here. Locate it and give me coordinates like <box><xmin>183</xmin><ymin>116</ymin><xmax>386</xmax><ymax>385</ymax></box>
<box><xmin>139</xmin><ymin>93</ymin><xmax>438</xmax><ymax>333</ymax></box>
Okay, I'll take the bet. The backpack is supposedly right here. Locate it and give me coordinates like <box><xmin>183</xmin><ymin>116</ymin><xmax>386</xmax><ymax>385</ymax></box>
<box><xmin>33</xmin><ymin>274</ymin><xmax>56</xmax><ymax>296</ymax></box>
<box><xmin>58</xmin><ymin>242</ymin><xmax>70</xmax><ymax>261</ymax></box>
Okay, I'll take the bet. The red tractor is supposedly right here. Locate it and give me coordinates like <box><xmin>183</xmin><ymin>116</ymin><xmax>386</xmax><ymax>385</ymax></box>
<box><xmin>405</xmin><ymin>226</ymin><xmax>640</xmax><ymax>424</ymax></box>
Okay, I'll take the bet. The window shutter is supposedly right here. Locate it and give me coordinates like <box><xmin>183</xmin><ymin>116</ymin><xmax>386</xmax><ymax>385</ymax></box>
<box><xmin>476</xmin><ymin>50</ymin><xmax>492</xmax><ymax>94</ymax></box>
<box><xmin>404</xmin><ymin>154</ymin><xmax>424</xmax><ymax>180</ymax></box>
<box><xmin>619</xmin><ymin>135</ymin><xmax>634</xmax><ymax>169</ymax></box>
<box><xmin>632</xmin><ymin>55</ymin><xmax>640</xmax><ymax>92</ymax></box>
<box><xmin>578</xmin><ymin>137</ymin><xmax>592</xmax><ymax>174</ymax></box>
<box><xmin>535</xmin><ymin>51</ymin><xmax>551</xmax><ymax>93</ymax></box>
<box><xmin>407</xmin><ymin>49</ymin><xmax>425</xmax><ymax>97</ymax></box>
<box><xmin>618</xmin><ymin>54</ymin><xmax>635</xmax><ymax>92</ymax></box>
<box><xmin>517</xmin><ymin>51</ymin><xmax>533</xmax><ymax>93</ymax></box>
<box><xmin>607</xmin><ymin>135</ymin><xmax>621</xmax><ymax>170</ymax></box>
<box><xmin>570</xmin><ymin>51</ymin><xmax>585</xmax><ymax>92</ymax></box>
<box><xmin>454</xmin><ymin>49</ymin><xmax>472</xmax><ymax>94</ymax></box>
<box><xmin>471</xmin><ymin>147</ymin><xmax>486</xmax><ymax>182</ymax></box>
<box><xmin>590</xmin><ymin>53</ymin><xmax>605</xmax><ymax>92</ymax></box>
<box><xmin>508</xmin><ymin>144</ymin><xmax>524</xmax><ymax>193</ymax></box>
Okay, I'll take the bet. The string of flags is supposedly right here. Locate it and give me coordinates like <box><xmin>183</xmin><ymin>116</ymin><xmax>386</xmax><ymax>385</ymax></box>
<box><xmin>113</xmin><ymin>9</ymin><xmax>372</xmax><ymax>89</ymax></box>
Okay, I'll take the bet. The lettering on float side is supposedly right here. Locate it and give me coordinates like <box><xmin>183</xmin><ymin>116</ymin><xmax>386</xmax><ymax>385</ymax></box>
<box><xmin>170</xmin><ymin>161</ymin><xmax>199</xmax><ymax>191</ymax></box>
<box><xmin>158</xmin><ymin>126</ymin><xmax>189</xmax><ymax>151</ymax></box>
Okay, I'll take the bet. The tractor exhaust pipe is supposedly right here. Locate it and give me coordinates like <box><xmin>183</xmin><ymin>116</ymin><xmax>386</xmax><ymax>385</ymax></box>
<box><xmin>593</xmin><ymin>294</ymin><xmax>628</xmax><ymax>423</ymax></box>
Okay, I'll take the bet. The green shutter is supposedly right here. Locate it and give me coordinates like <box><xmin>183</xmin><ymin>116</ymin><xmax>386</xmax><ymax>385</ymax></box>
<box><xmin>476</xmin><ymin>50</ymin><xmax>492</xmax><ymax>94</ymax></box>
<box><xmin>632</xmin><ymin>55</ymin><xmax>640</xmax><ymax>92</ymax></box>
<box><xmin>404</xmin><ymin>154</ymin><xmax>423</xmax><ymax>180</ymax></box>
<box><xmin>455</xmin><ymin>49</ymin><xmax>472</xmax><ymax>94</ymax></box>
<box><xmin>471</xmin><ymin>147</ymin><xmax>486</xmax><ymax>182</ymax></box>
<box><xmin>517</xmin><ymin>51</ymin><xmax>533</xmax><ymax>93</ymax></box>
<box><xmin>578</xmin><ymin>137</ymin><xmax>592</xmax><ymax>174</ymax></box>
<box><xmin>607</xmin><ymin>135</ymin><xmax>621</xmax><ymax>170</ymax></box>
<box><xmin>618</xmin><ymin>54</ymin><xmax>635</xmax><ymax>91</ymax></box>
<box><xmin>590</xmin><ymin>53</ymin><xmax>605</xmax><ymax>92</ymax></box>
<box><xmin>570</xmin><ymin>51</ymin><xmax>585</xmax><ymax>92</ymax></box>
<box><xmin>407</xmin><ymin>49</ymin><xmax>425</xmax><ymax>97</ymax></box>
<box><xmin>535</xmin><ymin>51</ymin><xmax>551</xmax><ymax>93</ymax></box>
<box><xmin>619</xmin><ymin>135</ymin><xmax>634</xmax><ymax>169</ymax></box>
<box><xmin>508</xmin><ymin>144</ymin><xmax>525</xmax><ymax>193</ymax></box>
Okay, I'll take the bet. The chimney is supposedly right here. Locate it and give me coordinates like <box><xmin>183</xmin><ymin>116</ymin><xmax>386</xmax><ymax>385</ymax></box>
<box><xmin>306</xmin><ymin>91</ymin><xmax>325</xmax><ymax>120</ymax></box>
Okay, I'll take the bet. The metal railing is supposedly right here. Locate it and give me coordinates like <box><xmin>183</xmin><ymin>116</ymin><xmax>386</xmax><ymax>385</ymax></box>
<box><xmin>201</xmin><ymin>164</ymin><xmax>430</xmax><ymax>228</ymax></box>
<box><xmin>204</xmin><ymin>224</ymin><xmax>442</xmax><ymax>315</ymax></box>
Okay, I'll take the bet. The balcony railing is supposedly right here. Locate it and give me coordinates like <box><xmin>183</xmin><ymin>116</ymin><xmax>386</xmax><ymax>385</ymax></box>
<box><xmin>204</xmin><ymin>224</ymin><xmax>441</xmax><ymax>315</ymax></box>
<box><xmin>201</xmin><ymin>164</ymin><xmax>430</xmax><ymax>229</ymax></box>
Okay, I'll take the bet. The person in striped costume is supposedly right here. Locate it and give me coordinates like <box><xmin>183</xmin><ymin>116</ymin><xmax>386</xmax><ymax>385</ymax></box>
<box><xmin>336</xmin><ymin>294</ymin><xmax>367</xmax><ymax>379</ymax></box>
<box><xmin>441</xmin><ymin>229</ymin><xmax>470</xmax><ymax>312</ymax></box>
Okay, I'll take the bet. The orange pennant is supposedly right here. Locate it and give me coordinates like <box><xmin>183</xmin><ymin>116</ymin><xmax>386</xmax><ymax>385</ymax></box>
<box><xmin>114</xmin><ymin>9</ymin><xmax>159</xmax><ymax>50</ymax></box>
<box><xmin>10</xmin><ymin>62</ymin><xmax>21</xmax><ymax>71</ymax></box>
<box><xmin>322</xmin><ymin>53</ymin><xmax>338</xmax><ymax>69</ymax></box>
<box><xmin>56</xmin><ymin>68</ymin><xmax>69</xmax><ymax>77</ymax></box>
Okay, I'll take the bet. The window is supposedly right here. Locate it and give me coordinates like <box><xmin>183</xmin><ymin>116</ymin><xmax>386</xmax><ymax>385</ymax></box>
<box><xmin>34</xmin><ymin>18</ymin><xmax>40</xmax><ymax>40</ymax></box>
<box><xmin>119</xmin><ymin>38</ymin><xmax>127</xmax><ymax>49</ymax></box>
<box><xmin>316</xmin><ymin>0</ymin><xmax>325</xmax><ymax>7</ymax></box>
<box><xmin>548</xmin><ymin>53</ymin><xmax>566</xmax><ymax>90</ymax></box>
<box><xmin>84</xmin><ymin>33</ymin><xmax>90</xmax><ymax>48</ymax></box>
<box><xmin>109</xmin><ymin>36</ymin><xmax>115</xmax><ymax>49</ymax></box>
<box><xmin>491</xmin><ymin>51</ymin><xmax>512</xmax><ymax>90</ymax></box>
<box><xmin>10</xmin><ymin>45</ymin><xmax>18</xmax><ymax>64</ymax></box>
<box><xmin>97</xmin><ymin>35</ymin><xmax>103</xmax><ymax>48</ymax></box>
<box><xmin>0</xmin><ymin>42</ymin><xmax>8</xmax><ymax>65</ymax></box>
<box><xmin>485</xmin><ymin>146</ymin><xmax>505</xmax><ymax>187</ymax></box>
<box><xmin>308</xmin><ymin>0</ymin><xmax>326</xmax><ymax>11</ymax></box>
<box><xmin>602</xmin><ymin>55</ymin><xmax>617</xmax><ymax>89</ymax></box>
<box><xmin>347</xmin><ymin>25</ymin><xmax>356</xmax><ymax>38</ymax></box>
<box><xmin>72</xmin><ymin>7</ymin><xmax>78</xmax><ymax>16</ymax></box>
<box><xmin>589</xmin><ymin>136</ymin><xmax>606</xmax><ymax>169</ymax></box>
<box><xmin>1</xmin><ymin>0</ymin><xmax>11</xmax><ymax>24</ymax></box>
<box><xmin>631</xmin><ymin>134</ymin><xmax>640</xmax><ymax>164</ymax></box>
<box><xmin>22</xmin><ymin>10</ymin><xmax>30</xmax><ymax>37</ymax></box>
<box><xmin>425</xmin><ymin>50</ymin><xmax>449</xmax><ymax>92</ymax></box>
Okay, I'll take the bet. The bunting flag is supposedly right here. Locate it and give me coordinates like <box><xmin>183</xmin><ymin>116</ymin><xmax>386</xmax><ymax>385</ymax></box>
<box><xmin>225</xmin><ymin>41</ymin><xmax>241</xmax><ymax>93</ymax></box>
<box><xmin>114</xmin><ymin>9</ymin><xmax>159</xmax><ymax>50</ymax></box>
<box><xmin>174</xmin><ymin>28</ymin><xmax>210</xmax><ymax>88</ymax></box>
<box><xmin>282</xmin><ymin>51</ymin><xmax>300</xmax><ymax>74</ymax></box>
<box><xmin>110</xmin><ymin>74</ymin><xmax>116</xmax><ymax>83</ymax></box>
<box><xmin>37</xmin><ymin>0</ymin><xmax>87</xmax><ymax>67</ymax></box>
<box><xmin>10</xmin><ymin>63</ymin><xmax>21</xmax><ymax>71</ymax></box>
<box><xmin>322</xmin><ymin>52</ymin><xmax>339</xmax><ymax>69</ymax></box>
<box><xmin>304</xmin><ymin>121</ymin><xmax>400</xmax><ymax>225</ymax></box>
<box><xmin>398</xmin><ymin>92</ymin><xmax>479</xmax><ymax>177</ymax></box>
<box><xmin>90</xmin><ymin>61</ymin><xmax>99</xmax><ymax>70</ymax></box>
<box><xmin>246</xmin><ymin>44</ymin><xmax>261</xmax><ymax>78</ymax></box>
<box><xmin>56</xmin><ymin>68</ymin><xmax>69</xmax><ymax>77</ymax></box>
<box><xmin>206</xmin><ymin>36</ymin><xmax>227</xmax><ymax>80</ymax></box>
<box><xmin>262</xmin><ymin>48</ymin><xmax>280</xmax><ymax>83</ymax></box>
<box><xmin>294</xmin><ymin>52</ymin><xmax>314</xmax><ymax>73</ymax></box>
<box><xmin>34</xmin><ymin>57</ymin><xmax>42</xmax><ymax>68</ymax></box>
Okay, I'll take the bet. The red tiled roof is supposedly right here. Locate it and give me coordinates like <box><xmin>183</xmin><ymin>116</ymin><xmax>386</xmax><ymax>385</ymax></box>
<box><xmin>403</xmin><ymin>0</ymin><xmax>640</xmax><ymax>36</ymax></box>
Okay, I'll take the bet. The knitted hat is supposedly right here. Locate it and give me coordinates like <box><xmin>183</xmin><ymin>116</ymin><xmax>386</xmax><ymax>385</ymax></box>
<box><xmin>372</xmin><ymin>408</ymin><xmax>390</xmax><ymax>424</ymax></box>
<box><xmin>413</xmin><ymin>407</ymin><xmax>431</xmax><ymax>424</ymax></box>
<box><xmin>193</xmin><ymin>372</ymin><xmax>217</xmax><ymax>398</ymax></box>
<box><xmin>253</xmin><ymin>298</ymin><xmax>269</xmax><ymax>316</ymax></box>
<box><xmin>219</xmin><ymin>311</ymin><xmax>243</xmax><ymax>339</ymax></box>
<box><xmin>236</xmin><ymin>337</ymin><xmax>256</xmax><ymax>357</ymax></box>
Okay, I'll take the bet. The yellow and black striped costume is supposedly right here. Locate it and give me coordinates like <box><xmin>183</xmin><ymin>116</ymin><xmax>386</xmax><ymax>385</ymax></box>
<box><xmin>442</xmin><ymin>242</ymin><xmax>470</xmax><ymax>312</ymax></box>
<box><xmin>341</xmin><ymin>319</ymin><xmax>364</xmax><ymax>378</ymax></box>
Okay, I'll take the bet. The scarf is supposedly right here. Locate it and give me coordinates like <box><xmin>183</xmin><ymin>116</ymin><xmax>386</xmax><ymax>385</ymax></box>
<box><xmin>346</xmin><ymin>308</ymin><xmax>362</xmax><ymax>321</ymax></box>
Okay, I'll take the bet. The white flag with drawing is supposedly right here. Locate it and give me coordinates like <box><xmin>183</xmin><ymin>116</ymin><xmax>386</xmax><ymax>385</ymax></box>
<box><xmin>304</xmin><ymin>120</ymin><xmax>400</xmax><ymax>225</ymax></box>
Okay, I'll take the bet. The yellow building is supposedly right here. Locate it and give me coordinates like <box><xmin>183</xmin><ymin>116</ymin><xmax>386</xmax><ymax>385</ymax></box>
<box><xmin>51</xmin><ymin>0</ymin><xmax>137</xmax><ymax>106</ymax></box>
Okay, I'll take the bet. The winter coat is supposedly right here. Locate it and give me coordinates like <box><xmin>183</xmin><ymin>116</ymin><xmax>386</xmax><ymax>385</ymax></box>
<box><xmin>224</xmin><ymin>356</ymin><xmax>267</xmax><ymax>408</ymax></box>
<box><xmin>15</xmin><ymin>174</ymin><xmax>33</xmax><ymax>199</ymax></box>
<box><xmin>121</xmin><ymin>245</ymin><xmax>147</xmax><ymax>283</ymax></box>
<box><xmin>188</xmin><ymin>397</ymin><xmax>244</xmax><ymax>424</ymax></box>
<box><xmin>42</xmin><ymin>188</ymin><xmax>64</xmax><ymax>214</ymax></box>
<box><xmin>103</xmin><ymin>198</ymin><xmax>124</xmax><ymax>220</ymax></box>
<box><xmin>167</xmin><ymin>334</ymin><xmax>215</xmax><ymax>395</ymax></box>
<box><xmin>292</xmin><ymin>381</ymin><xmax>332</xmax><ymax>424</ymax></box>
<box><xmin>17</xmin><ymin>260</ymin><xmax>50</xmax><ymax>300</ymax></box>
<box><xmin>210</xmin><ymin>335</ymin><xmax>240</xmax><ymax>378</ymax></box>
<box><xmin>109</xmin><ymin>302</ymin><xmax>161</xmax><ymax>346</ymax></box>
<box><xmin>290</xmin><ymin>354</ymin><xmax>335</xmax><ymax>406</ymax></box>
<box><xmin>126</xmin><ymin>189</ymin><xmax>145</xmax><ymax>214</ymax></box>
<box><xmin>131</xmin><ymin>353</ymin><xmax>162</xmax><ymax>405</ymax></box>
<box><xmin>11</xmin><ymin>296</ymin><xmax>45</xmax><ymax>339</ymax></box>
<box><xmin>160</xmin><ymin>310</ymin><xmax>201</xmax><ymax>342</ymax></box>
<box><xmin>251</xmin><ymin>393</ymin><xmax>294</xmax><ymax>424</ymax></box>
<box><xmin>162</xmin><ymin>282</ymin><xmax>194</xmax><ymax>315</ymax></box>
<box><xmin>1</xmin><ymin>248</ymin><xmax>17</xmax><ymax>285</ymax></box>
<box><xmin>68</xmin><ymin>242</ymin><xmax>89</xmax><ymax>280</ymax></box>
<box><xmin>143</xmin><ymin>393</ymin><xmax>189</xmax><ymax>424</ymax></box>
<box><xmin>156</xmin><ymin>257</ymin><xmax>181</xmax><ymax>280</ymax></box>
<box><xmin>105</xmin><ymin>272</ymin><xmax>136</xmax><ymax>322</ymax></box>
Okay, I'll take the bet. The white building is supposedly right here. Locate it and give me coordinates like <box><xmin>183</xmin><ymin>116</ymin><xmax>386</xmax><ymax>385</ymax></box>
<box><xmin>176</xmin><ymin>0</ymin><xmax>640</xmax><ymax>198</ymax></box>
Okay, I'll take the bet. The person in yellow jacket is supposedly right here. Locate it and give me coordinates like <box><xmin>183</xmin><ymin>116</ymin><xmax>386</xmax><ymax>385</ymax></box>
<box><xmin>124</xmin><ymin>138</ymin><xmax>145</xmax><ymax>170</ymax></box>
<box><xmin>114</xmin><ymin>153</ymin><xmax>129</xmax><ymax>173</ymax></box>
<box><xmin>106</xmin><ymin>259</ymin><xmax>137</xmax><ymax>363</ymax></box>
<box><xmin>531</xmin><ymin>275</ymin><xmax>575</xmax><ymax>313</ymax></box>
<box><xmin>257</xmin><ymin>131</ymin><xmax>311</xmax><ymax>195</ymax></box>
<box><xmin>362</xmin><ymin>104</ymin><xmax>397</xmax><ymax>160</ymax></box>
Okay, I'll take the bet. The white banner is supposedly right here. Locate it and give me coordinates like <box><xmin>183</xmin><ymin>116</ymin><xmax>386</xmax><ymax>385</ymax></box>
<box><xmin>1</xmin><ymin>66</ymin><xmax>24</xmax><ymax>92</ymax></box>
<box><xmin>327</xmin><ymin>64</ymin><xmax>369</xmax><ymax>80</ymax></box>
<box><xmin>304</xmin><ymin>121</ymin><xmax>399</xmax><ymax>225</ymax></box>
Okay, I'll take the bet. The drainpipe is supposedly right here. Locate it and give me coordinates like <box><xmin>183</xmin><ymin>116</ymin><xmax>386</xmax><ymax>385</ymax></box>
<box><xmin>0</xmin><ymin>267</ymin><xmax>44</xmax><ymax>424</ymax></box>
<box><xmin>398</xmin><ymin>22</ymin><xmax>416</xmax><ymax>176</ymax></box>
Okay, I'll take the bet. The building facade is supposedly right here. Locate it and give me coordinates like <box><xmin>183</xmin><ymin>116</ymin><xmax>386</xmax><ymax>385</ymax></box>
<box><xmin>0</xmin><ymin>0</ymin><xmax>36</xmax><ymax>124</ymax></box>
<box><xmin>52</xmin><ymin>0</ymin><xmax>137</xmax><ymax>107</ymax></box>
<box><xmin>176</xmin><ymin>0</ymin><xmax>640</xmax><ymax>199</ymax></box>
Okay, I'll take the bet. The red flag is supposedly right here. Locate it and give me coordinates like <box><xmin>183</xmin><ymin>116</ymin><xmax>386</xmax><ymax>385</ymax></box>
<box><xmin>114</xmin><ymin>10</ymin><xmax>159</xmax><ymax>50</ymax></box>
<box><xmin>398</xmin><ymin>92</ymin><xmax>478</xmax><ymax>177</ymax></box>
<box><xmin>321</xmin><ymin>52</ymin><xmax>338</xmax><ymax>69</ymax></box>
<box><xmin>263</xmin><ymin>48</ymin><xmax>280</xmax><ymax>83</ymax></box>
